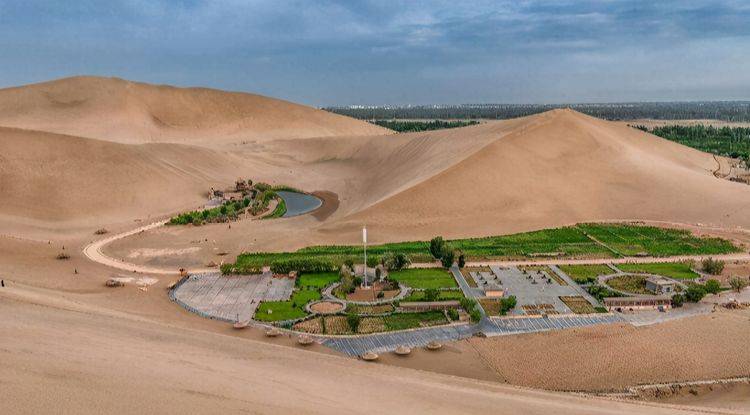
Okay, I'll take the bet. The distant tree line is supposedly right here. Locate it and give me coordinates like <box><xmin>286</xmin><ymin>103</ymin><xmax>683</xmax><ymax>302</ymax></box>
<box><xmin>325</xmin><ymin>102</ymin><xmax>750</xmax><ymax>122</ymax></box>
<box><xmin>634</xmin><ymin>124</ymin><xmax>750</xmax><ymax>163</ymax></box>
<box><xmin>372</xmin><ymin>119</ymin><xmax>479</xmax><ymax>132</ymax></box>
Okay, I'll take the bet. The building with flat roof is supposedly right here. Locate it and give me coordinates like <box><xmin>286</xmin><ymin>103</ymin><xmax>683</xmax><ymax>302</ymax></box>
<box><xmin>645</xmin><ymin>276</ymin><xmax>676</xmax><ymax>295</ymax></box>
<box><xmin>604</xmin><ymin>296</ymin><xmax>671</xmax><ymax>312</ymax></box>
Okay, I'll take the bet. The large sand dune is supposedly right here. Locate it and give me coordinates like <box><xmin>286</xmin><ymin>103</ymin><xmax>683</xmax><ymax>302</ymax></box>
<box><xmin>328</xmin><ymin>109</ymin><xmax>750</xmax><ymax>240</ymax></box>
<box><xmin>0</xmin><ymin>76</ymin><xmax>389</xmax><ymax>145</ymax></box>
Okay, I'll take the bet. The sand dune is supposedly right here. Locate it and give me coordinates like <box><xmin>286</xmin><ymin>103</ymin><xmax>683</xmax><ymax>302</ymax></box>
<box><xmin>0</xmin><ymin>76</ymin><xmax>389</xmax><ymax>145</ymax></box>
<box><xmin>0</xmin><ymin>285</ymin><xmax>704</xmax><ymax>415</ymax></box>
<box><xmin>0</xmin><ymin>126</ymin><xmax>255</xmax><ymax>234</ymax></box>
<box><xmin>326</xmin><ymin>109</ymin><xmax>750</xmax><ymax>240</ymax></box>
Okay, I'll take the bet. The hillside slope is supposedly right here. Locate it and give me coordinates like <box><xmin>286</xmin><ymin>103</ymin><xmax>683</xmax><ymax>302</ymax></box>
<box><xmin>0</xmin><ymin>76</ymin><xmax>389</xmax><ymax>145</ymax></box>
<box><xmin>325</xmin><ymin>109</ymin><xmax>750</xmax><ymax>239</ymax></box>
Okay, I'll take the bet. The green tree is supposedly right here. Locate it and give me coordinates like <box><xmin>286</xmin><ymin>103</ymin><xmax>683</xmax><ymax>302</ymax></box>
<box><xmin>457</xmin><ymin>252</ymin><xmax>466</xmax><ymax>268</ymax></box>
<box><xmin>439</xmin><ymin>245</ymin><xmax>455</xmax><ymax>268</ymax></box>
<box><xmin>429</xmin><ymin>236</ymin><xmax>445</xmax><ymax>259</ymax></box>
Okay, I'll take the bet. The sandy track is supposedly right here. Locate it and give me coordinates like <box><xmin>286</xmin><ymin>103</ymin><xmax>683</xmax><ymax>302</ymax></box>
<box><xmin>82</xmin><ymin>219</ymin><xmax>212</xmax><ymax>275</ymax></box>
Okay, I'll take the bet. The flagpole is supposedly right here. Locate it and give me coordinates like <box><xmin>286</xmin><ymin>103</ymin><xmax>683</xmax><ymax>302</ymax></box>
<box><xmin>363</xmin><ymin>226</ymin><xmax>367</xmax><ymax>288</ymax></box>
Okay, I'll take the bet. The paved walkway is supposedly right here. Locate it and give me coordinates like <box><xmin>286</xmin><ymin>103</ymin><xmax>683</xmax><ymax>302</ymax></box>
<box><xmin>320</xmin><ymin>324</ymin><xmax>477</xmax><ymax>356</ymax></box>
<box><xmin>450</xmin><ymin>266</ymin><xmax>486</xmax><ymax>317</ymax></box>
<box><xmin>320</xmin><ymin>313</ymin><xmax>627</xmax><ymax>356</ymax></box>
<box><xmin>481</xmin><ymin>313</ymin><xmax>624</xmax><ymax>336</ymax></box>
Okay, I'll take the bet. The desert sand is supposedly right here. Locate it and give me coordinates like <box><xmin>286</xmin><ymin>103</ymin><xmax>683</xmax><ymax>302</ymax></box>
<box><xmin>2</xmin><ymin>77</ymin><xmax>750</xmax><ymax>413</ymax></box>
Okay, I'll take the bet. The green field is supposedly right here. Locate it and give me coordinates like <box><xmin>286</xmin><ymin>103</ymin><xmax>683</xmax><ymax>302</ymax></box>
<box><xmin>297</xmin><ymin>272</ymin><xmax>340</xmax><ymax>289</ymax></box>
<box><xmin>577</xmin><ymin>224</ymin><xmax>738</xmax><ymax>257</ymax></box>
<box><xmin>616</xmin><ymin>262</ymin><xmax>699</xmax><ymax>280</ymax></box>
<box><xmin>389</xmin><ymin>268</ymin><xmax>458</xmax><ymax>289</ymax></box>
<box><xmin>402</xmin><ymin>289</ymin><xmax>465</xmax><ymax>302</ymax></box>
<box><xmin>227</xmin><ymin>223</ymin><xmax>740</xmax><ymax>274</ymax></box>
<box><xmin>254</xmin><ymin>289</ymin><xmax>321</xmax><ymax>322</ymax></box>
<box><xmin>383</xmin><ymin>311</ymin><xmax>447</xmax><ymax>331</ymax></box>
<box><xmin>558</xmin><ymin>264</ymin><xmax>614</xmax><ymax>284</ymax></box>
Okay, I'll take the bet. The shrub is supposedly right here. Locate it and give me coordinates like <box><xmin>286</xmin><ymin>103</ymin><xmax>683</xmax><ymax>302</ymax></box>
<box><xmin>684</xmin><ymin>284</ymin><xmax>707</xmax><ymax>302</ymax></box>
<box><xmin>344</xmin><ymin>259</ymin><xmax>354</xmax><ymax>270</ymax></box>
<box><xmin>671</xmin><ymin>293</ymin><xmax>685</xmax><ymax>307</ymax></box>
<box><xmin>429</xmin><ymin>236</ymin><xmax>444</xmax><ymax>259</ymax></box>
<box><xmin>459</xmin><ymin>297</ymin><xmax>477</xmax><ymax>313</ymax></box>
<box><xmin>457</xmin><ymin>253</ymin><xmax>466</xmax><ymax>268</ymax></box>
<box><xmin>704</xmin><ymin>279</ymin><xmax>721</xmax><ymax>294</ymax></box>
<box><xmin>469</xmin><ymin>308</ymin><xmax>482</xmax><ymax>322</ymax></box>
<box><xmin>254</xmin><ymin>182</ymin><xmax>271</xmax><ymax>192</ymax></box>
<box><xmin>701</xmin><ymin>257</ymin><xmax>725</xmax><ymax>275</ymax></box>
<box><xmin>219</xmin><ymin>205</ymin><xmax>228</xmax><ymax>215</ymax></box>
<box><xmin>500</xmin><ymin>295</ymin><xmax>517</xmax><ymax>314</ymax></box>
<box><xmin>346</xmin><ymin>313</ymin><xmax>360</xmax><ymax>332</ymax></box>
<box><xmin>270</xmin><ymin>258</ymin><xmax>336</xmax><ymax>274</ymax></box>
<box><xmin>447</xmin><ymin>308</ymin><xmax>459</xmax><ymax>321</ymax></box>
<box><xmin>423</xmin><ymin>288</ymin><xmax>440</xmax><ymax>302</ymax></box>
<box><xmin>729</xmin><ymin>276</ymin><xmax>748</xmax><ymax>293</ymax></box>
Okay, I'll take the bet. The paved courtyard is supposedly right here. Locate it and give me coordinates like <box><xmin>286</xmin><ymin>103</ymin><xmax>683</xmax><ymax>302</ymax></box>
<box><xmin>489</xmin><ymin>266</ymin><xmax>594</xmax><ymax>315</ymax></box>
<box><xmin>171</xmin><ymin>272</ymin><xmax>294</xmax><ymax>322</ymax></box>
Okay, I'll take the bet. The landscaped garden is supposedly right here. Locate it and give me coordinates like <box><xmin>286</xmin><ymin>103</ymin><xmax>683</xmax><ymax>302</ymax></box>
<box><xmin>559</xmin><ymin>296</ymin><xmax>598</xmax><ymax>314</ymax></box>
<box><xmin>558</xmin><ymin>264</ymin><xmax>613</xmax><ymax>284</ymax></box>
<box><xmin>616</xmin><ymin>262</ymin><xmax>699</xmax><ymax>280</ymax></box>
<box><xmin>224</xmin><ymin>223</ymin><xmax>740</xmax><ymax>274</ymax></box>
<box><xmin>291</xmin><ymin>310</ymin><xmax>450</xmax><ymax>334</ymax></box>
<box><xmin>605</xmin><ymin>275</ymin><xmax>650</xmax><ymax>295</ymax></box>
<box><xmin>255</xmin><ymin>289</ymin><xmax>321</xmax><ymax>322</ymax></box>
<box><xmin>403</xmin><ymin>289</ymin><xmax>465</xmax><ymax>302</ymax></box>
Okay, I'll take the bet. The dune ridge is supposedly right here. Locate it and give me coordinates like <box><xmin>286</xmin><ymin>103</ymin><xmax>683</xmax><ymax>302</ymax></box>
<box><xmin>0</xmin><ymin>76</ymin><xmax>390</xmax><ymax>145</ymax></box>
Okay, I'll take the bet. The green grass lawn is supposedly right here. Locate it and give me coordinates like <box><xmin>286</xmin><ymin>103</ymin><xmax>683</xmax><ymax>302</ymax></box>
<box><xmin>297</xmin><ymin>272</ymin><xmax>340</xmax><ymax>289</ymax></box>
<box><xmin>254</xmin><ymin>289</ymin><xmax>321</xmax><ymax>322</ymax></box>
<box><xmin>558</xmin><ymin>264</ymin><xmax>614</xmax><ymax>284</ymax></box>
<box><xmin>389</xmin><ymin>268</ymin><xmax>458</xmax><ymax>289</ymax></box>
<box><xmin>402</xmin><ymin>289</ymin><xmax>465</xmax><ymax>302</ymax></box>
<box><xmin>383</xmin><ymin>311</ymin><xmax>447</xmax><ymax>331</ymax></box>
<box><xmin>606</xmin><ymin>275</ymin><xmax>649</xmax><ymax>295</ymax></box>
<box><xmin>615</xmin><ymin>262</ymin><xmax>699</xmax><ymax>280</ymax></box>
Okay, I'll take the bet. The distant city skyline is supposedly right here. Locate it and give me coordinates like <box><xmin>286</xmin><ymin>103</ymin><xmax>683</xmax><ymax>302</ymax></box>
<box><xmin>1</xmin><ymin>0</ymin><xmax>749</xmax><ymax>107</ymax></box>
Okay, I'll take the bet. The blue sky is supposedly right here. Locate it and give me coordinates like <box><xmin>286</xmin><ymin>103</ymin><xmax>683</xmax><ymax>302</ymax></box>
<box><xmin>0</xmin><ymin>0</ymin><xmax>748</xmax><ymax>106</ymax></box>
